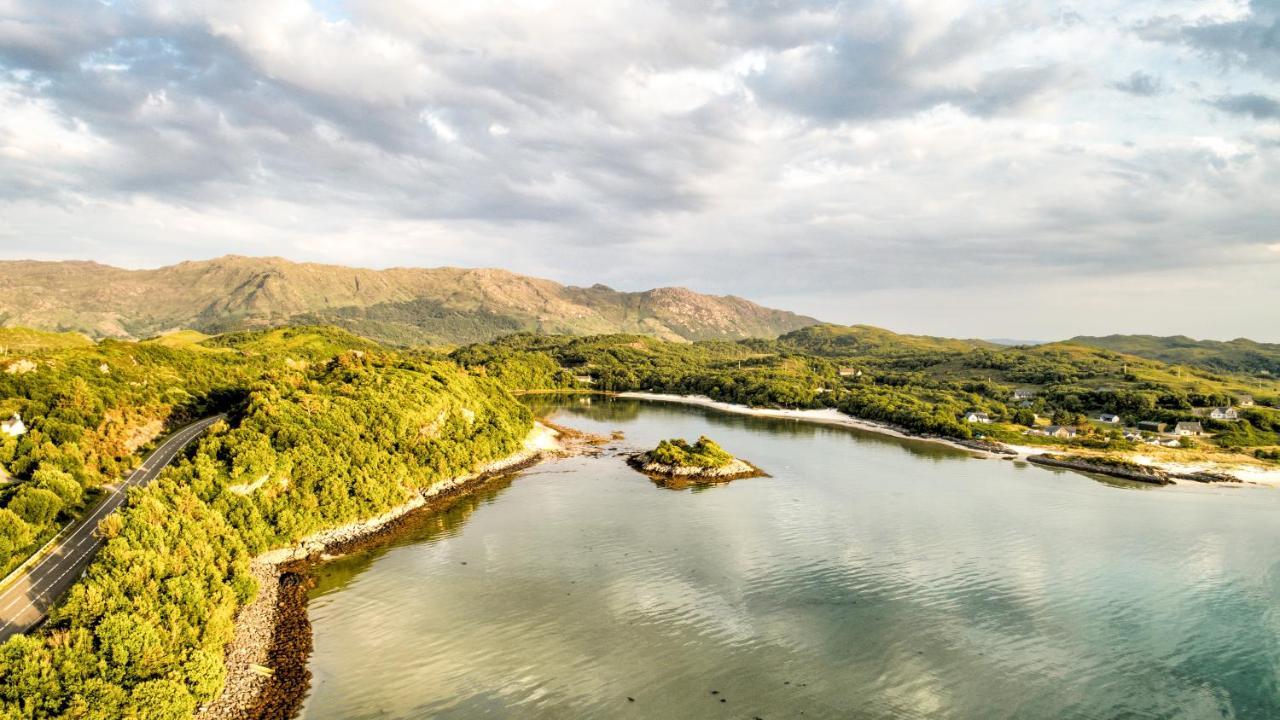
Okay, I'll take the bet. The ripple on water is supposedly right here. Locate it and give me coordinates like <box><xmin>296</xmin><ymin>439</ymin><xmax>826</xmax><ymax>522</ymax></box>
<box><xmin>299</xmin><ymin>399</ymin><xmax>1280</xmax><ymax>720</ymax></box>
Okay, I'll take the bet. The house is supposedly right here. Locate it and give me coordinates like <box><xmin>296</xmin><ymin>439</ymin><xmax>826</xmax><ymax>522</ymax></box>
<box><xmin>838</xmin><ymin>367</ymin><xmax>861</xmax><ymax>378</ymax></box>
<box><xmin>965</xmin><ymin>412</ymin><xmax>992</xmax><ymax>424</ymax></box>
<box><xmin>1208</xmin><ymin>407</ymin><xmax>1239</xmax><ymax>421</ymax></box>
<box><xmin>1137</xmin><ymin>421</ymin><xmax>1166</xmax><ymax>434</ymax></box>
<box><xmin>1097</xmin><ymin>413</ymin><xmax>1121</xmax><ymax>424</ymax></box>
<box><xmin>0</xmin><ymin>413</ymin><xmax>25</xmax><ymax>438</ymax></box>
<box><xmin>573</xmin><ymin>375</ymin><xmax>595</xmax><ymax>385</ymax></box>
<box><xmin>1013</xmin><ymin>389</ymin><xmax>1037</xmax><ymax>400</ymax></box>
<box><xmin>1237</xmin><ymin>395</ymin><xmax>1255</xmax><ymax>407</ymax></box>
<box><xmin>1173</xmin><ymin>421</ymin><xmax>1203</xmax><ymax>437</ymax></box>
<box><xmin>1045</xmin><ymin>425</ymin><xmax>1078</xmax><ymax>439</ymax></box>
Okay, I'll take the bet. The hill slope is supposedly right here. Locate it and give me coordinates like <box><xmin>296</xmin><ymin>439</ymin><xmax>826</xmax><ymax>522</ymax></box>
<box><xmin>0</xmin><ymin>256</ymin><xmax>817</xmax><ymax>345</ymax></box>
<box><xmin>1070</xmin><ymin>335</ymin><xmax>1280</xmax><ymax>377</ymax></box>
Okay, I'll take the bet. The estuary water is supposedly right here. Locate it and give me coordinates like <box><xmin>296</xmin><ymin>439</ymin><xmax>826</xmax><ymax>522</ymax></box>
<box><xmin>299</xmin><ymin>397</ymin><xmax>1280</xmax><ymax>719</ymax></box>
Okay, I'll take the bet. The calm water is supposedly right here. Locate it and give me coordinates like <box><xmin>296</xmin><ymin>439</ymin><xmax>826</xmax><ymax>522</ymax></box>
<box><xmin>299</xmin><ymin>398</ymin><xmax>1280</xmax><ymax>719</ymax></box>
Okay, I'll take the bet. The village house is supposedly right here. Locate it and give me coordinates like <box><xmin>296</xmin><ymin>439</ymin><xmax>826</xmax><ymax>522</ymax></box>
<box><xmin>573</xmin><ymin>375</ymin><xmax>595</xmax><ymax>385</ymax></box>
<box><xmin>1208</xmin><ymin>407</ymin><xmax>1239</xmax><ymax>421</ymax></box>
<box><xmin>1137</xmin><ymin>421</ymin><xmax>1166</xmax><ymax>434</ymax></box>
<box><xmin>1097</xmin><ymin>413</ymin><xmax>1121</xmax><ymax>424</ymax></box>
<box><xmin>1045</xmin><ymin>425</ymin><xmax>1078</xmax><ymax>439</ymax></box>
<box><xmin>1</xmin><ymin>413</ymin><xmax>25</xmax><ymax>437</ymax></box>
<box><xmin>838</xmin><ymin>367</ymin><xmax>861</xmax><ymax>378</ymax></box>
<box><xmin>965</xmin><ymin>412</ymin><xmax>992</xmax><ymax>424</ymax></box>
<box><xmin>1237</xmin><ymin>395</ymin><xmax>1255</xmax><ymax>407</ymax></box>
<box><xmin>1173</xmin><ymin>421</ymin><xmax>1203</xmax><ymax>437</ymax></box>
<box><xmin>1012</xmin><ymin>389</ymin><xmax>1037</xmax><ymax>400</ymax></box>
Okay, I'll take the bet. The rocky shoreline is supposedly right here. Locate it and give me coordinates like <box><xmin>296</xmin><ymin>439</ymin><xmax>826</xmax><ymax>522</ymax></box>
<box><xmin>1026</xmin><ymin>454</ymin><xmax>1174</xmax><ymax>485</ymax></box>
<box><xmin>195</xmin><ymin>424</ymin><xmax>565</xmax><ymax>720</ymax></box>
<box><xmin>627</xmin><ymin>453</ymin><xmax>765</xmax><ymax>488</ymax></box>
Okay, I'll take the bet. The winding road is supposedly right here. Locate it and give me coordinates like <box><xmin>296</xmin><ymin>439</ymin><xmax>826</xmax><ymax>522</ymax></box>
<box><xmin>0</xmin><ymin>414</ymin><xmax>223</xmax><ymax>643</ymax></box>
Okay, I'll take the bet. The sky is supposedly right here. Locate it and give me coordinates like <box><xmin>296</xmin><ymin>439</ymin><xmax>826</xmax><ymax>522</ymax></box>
<box><xmin>1</xmin><ymin>0</ymin><xmax>1278</xmax><ymax>342</ymax></box>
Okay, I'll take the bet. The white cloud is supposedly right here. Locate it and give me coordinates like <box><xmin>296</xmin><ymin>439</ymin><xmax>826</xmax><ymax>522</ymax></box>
<box><xmin>0</xmin><ymin>0</ymin><xmax>1277</xmax><ymax>339</ymax></box>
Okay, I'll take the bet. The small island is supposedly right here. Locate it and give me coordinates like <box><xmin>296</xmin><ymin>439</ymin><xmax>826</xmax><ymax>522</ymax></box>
<box><xmin>628</xmin><ymin>435</ymin><xmax>764</xmax><ymax>488</ymax></box>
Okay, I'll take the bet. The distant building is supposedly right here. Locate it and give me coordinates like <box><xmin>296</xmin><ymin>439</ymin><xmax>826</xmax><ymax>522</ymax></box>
<box><xmin>838</xmin><ymin>367</ymin><xmax>861</xmax><ymax>378</ymax></box>
<box><xmin>1173</xmin><ymin>421</ymin><xmax>1203</xmax><ymax>437</ymax></box>
<box><xmin>573</xmin><ymin>375</ymin><xmax>595</xmax><ymax>385</ymax></box>
<box><xmin>1137</xmin><ymin>421</ymin><xmax>1166</xmax><ymax>434</ymax></box>
<box><xmin>1237</xmin><ymin>395</ymin><xmax>1255</xmax><ymax>407</ymax></box>
<box><xmin>1045</xmin><ymin>425</ymin><xmax>1078</xmax><ymax>439</ymax></box>
<box><xmin>1097</xmin><ymin>413</ymin><xmax>1121</xmax><ymax>424</ymax></box>
<box><xmin>1013</xmin><ymin>389</ymin><xmax>1037</xmax><ymax>400</ymax></box>
<box><xmin>965</xmin><ymin>412</ymin><xmax>992</xmax><ymax>424</ymax></box>
<box><xmin>0</xmin><ymin>413</ymin><xmax>25</xmax><ymax>438</ymax></box>
<box><xmin>1208</xmin><ymin>407</ymin><xmax>1239</xmax><ymax>421</ymax></box>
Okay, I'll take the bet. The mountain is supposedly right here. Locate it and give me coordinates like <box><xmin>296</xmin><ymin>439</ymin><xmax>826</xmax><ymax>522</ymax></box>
<box><xmin>1070</xmin><ymin>335</ymin><xmax>1280</xmax><ymax>377</ymax></box>
<box><xmin>0</xmin><ymin>256</ymin><xmax>818</xmax><ymax>345</ymax></box>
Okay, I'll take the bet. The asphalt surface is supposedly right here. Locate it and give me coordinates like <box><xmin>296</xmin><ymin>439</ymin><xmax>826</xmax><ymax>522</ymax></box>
<box><xmin>0</xmin><ymin>414</ymin><xmax>223</xmax><ymax>643</ymax></box>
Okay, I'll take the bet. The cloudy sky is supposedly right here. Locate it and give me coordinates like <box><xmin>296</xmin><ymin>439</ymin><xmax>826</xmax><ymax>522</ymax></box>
<box><xmin>1</xmin><ymin>0</ymin><xmax>1279</xmax><ymax>341</ymax></box>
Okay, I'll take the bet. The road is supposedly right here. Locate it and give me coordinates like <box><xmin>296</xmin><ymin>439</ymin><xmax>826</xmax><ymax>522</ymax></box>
<box><xmin>0</xmin><ymin>414</ymin><xmax>224</xmax><ymax>643</ymax></box>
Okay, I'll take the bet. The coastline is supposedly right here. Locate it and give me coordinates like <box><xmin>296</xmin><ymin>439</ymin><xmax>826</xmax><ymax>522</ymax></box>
<box><xmin>196</xmin><ymin>422</ymin><xmax>566</xmax><ymax>720</ymax></box>
<box><xmin>616</xmin><ymin>392</ymin><xmax>1003</xmax><ymax>458</ymax></box>
<box><xmin>616</xmin><ymin>392</ymin><xmax>1280</xmax><ymax>489</ymax></box>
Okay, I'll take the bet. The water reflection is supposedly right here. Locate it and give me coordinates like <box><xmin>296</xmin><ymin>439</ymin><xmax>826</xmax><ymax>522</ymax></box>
<box><xmin>300</xmin><ymin>398</ymin><xmax>1280</xmax><ymax>720</ymax></box>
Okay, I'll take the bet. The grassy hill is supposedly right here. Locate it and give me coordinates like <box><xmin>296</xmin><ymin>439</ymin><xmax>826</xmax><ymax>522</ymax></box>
<box><xmin>0</xmin><ymin>327</ymin><xmax>94</xmax><ymax>352</ymax></box>
<box><xmin>0</xmin><ymin>256</ymin><xmax>817</xmax><ymax>345</ymax></box>
<box><xmin>1070</xmin><ymin>335</ymin><xmax>1280</xmax><ymax>377</ymax></box>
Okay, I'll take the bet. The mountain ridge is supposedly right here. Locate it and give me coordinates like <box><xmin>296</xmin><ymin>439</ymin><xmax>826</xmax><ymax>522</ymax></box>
<box><xmin>0</xmin><ymin>256</ymin><xmax>818</xmax><ymax>345</ymax></box>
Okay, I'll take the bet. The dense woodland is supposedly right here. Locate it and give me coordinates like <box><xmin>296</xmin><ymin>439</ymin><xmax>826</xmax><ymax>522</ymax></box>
<box><xmin>0</xmin><ymin>328</ymin><xmax>531</xmax><ymax>719</ymax></box>
<box><xmin>453</xmin><ymin>326</ymin><xmax>1280</xmax><ymax>453</ymax></box>
<box><xmin>0</xmin><ymin>320</ymin><xmax>1278</xmax><ymax>719</ymax></box>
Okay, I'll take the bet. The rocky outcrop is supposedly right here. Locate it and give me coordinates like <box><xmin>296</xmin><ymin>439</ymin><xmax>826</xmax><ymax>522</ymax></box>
<box><xmin>627</xmin><ymin>454</ymin><xmax>764</xmax><ymax>488</ymax></box>
<box><xmin>1026</xmin><ymin>454</ymin><xmax>1173</xmax><ymax>485</ymax></box>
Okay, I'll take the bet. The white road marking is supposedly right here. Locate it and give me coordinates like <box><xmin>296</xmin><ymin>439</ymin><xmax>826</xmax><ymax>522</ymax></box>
<box><xmin>0</xmin><ymin>417</ymin><xmax>221</xmax><ymax>638</ymax></box>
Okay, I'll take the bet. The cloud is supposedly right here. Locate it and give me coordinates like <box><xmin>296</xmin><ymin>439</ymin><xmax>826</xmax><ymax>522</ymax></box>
<box><xmin>0</xmin><ymin>0</ymin><xmax>1278</xmax><ymax>340</ymax></box>
<box><xmin>1207</xmin><ymin>92</ymin><xmax>1280</xmax><ymax>119</ymax></box>
<box><xmin>1110</xmin><ymin>71</ymin><xmax>1165</xmax><ymax>96</ymax></box>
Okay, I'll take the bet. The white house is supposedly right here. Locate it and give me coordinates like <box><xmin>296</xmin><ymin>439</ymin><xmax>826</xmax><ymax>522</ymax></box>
<box><xmin>1097</xmin><ymin>413</ymin><xmax>1121</xmax><ymax>424</ymax></box>
<box><xmin>1</xmin><ymin>413</ymin><xmax>25</xmax><ymax>438</ymax></box>
<box><xmin>838</xmin><ymin>367</ymin><xmax>861</xmax><ymax>378</ymax></box>
<box><xmin>965</xmin><ymin>412</ymin><xmax>992</xmax><ymax>424</ymax></box>
<box><xmin>1045</xmin><ymin>425</ymin><xmax>1078</xmax><ymax>439</ymax></box>
<box><xmin>1237</xmin><ymin>395</ymin><xmax>1255</xmax><ymax>407</ymax></box>
<box><xmin>1013</xmin><ymin>389</ymin><xmax>1037</xmax><ymax>400</ymax></box>
<box><xmin>1173</xmin><ymin>421</ymin><xmax>1203</xmax><ymax>436</ymax></box>
<box><xmin>1208</xmin><ymin>407</ymin><xmax>1239</xmax><ymax>421</ymax></box>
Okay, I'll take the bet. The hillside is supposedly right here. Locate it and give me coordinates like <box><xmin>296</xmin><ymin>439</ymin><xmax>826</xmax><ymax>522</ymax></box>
<box><xmin>1070</xmin><ymin>335</ymin><xmax>1280</xmax><ymax>377</ymax></box>
<box><xmin>0</xmin><ymin>256</ymin><xmax>817</xmax><ymax>345</ymax></box>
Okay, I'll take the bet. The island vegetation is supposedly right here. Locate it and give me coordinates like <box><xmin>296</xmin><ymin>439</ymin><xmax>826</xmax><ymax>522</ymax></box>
<box><xmin>629</xmin><ymin>436</ymin><xmax>761</xmax><ymax>487</ymax></box>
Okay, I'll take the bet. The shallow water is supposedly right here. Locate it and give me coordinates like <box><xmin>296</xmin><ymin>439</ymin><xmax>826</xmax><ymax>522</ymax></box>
<box><xmin>299</xmin><ymin>397</ymin><xmax>1280</xmax><ymax>719</ymax></box>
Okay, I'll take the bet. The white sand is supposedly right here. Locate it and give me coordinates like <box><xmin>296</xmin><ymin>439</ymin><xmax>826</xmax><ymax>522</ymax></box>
<box><xmin>616</xmin><ymin>392</ymin><xmax>989</xmax><ymax>455</ymax></box>
<box><xmin>618</xmin><ymin>393</ymin><xmax>1280</xmax><ymax>489</ymax></box>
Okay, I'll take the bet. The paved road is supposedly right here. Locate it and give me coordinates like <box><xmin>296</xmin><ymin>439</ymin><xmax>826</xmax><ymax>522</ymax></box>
<box><xmin>0</xmin><ymin>415</ymin><xmax>223</xmax><ymax>643</ymax></box>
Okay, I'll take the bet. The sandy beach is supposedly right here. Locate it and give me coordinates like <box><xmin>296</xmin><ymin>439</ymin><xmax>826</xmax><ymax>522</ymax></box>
<box><xmin>617</xmin><ymin>392</ymin><xmax>1280</xmax><ymax>489</ymax></box>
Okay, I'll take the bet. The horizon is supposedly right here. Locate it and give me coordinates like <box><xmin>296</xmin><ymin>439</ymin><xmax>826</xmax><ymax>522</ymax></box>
<box><xmin>2</xmin><ymin>1</ymin><xmax>1279</xmax><ymax>341</ymax></box>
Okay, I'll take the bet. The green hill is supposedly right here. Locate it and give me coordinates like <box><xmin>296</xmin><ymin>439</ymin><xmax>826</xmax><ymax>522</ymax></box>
<box><xmin>1069</xmin><ymin>335</ymin><xmax>1280</xmax><ymax>377</ymax></box>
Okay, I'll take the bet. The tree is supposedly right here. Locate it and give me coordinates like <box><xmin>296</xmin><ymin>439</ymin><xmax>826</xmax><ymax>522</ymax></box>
<box><xmin>7</xmin><ymin>487</ymin><xmax>62</xmax><ymax>527</ymax></box>
<box><xmin>0</xmin><ymin>509</ymin><xmax>33</xmax><ymax>559</ymax></box>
